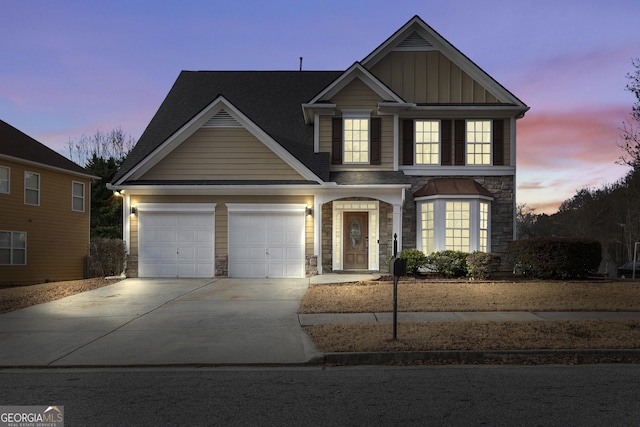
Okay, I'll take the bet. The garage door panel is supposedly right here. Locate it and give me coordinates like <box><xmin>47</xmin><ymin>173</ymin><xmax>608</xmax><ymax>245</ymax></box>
<box><xmin>139</xmin><ymin>211</ymin><xmax>214</xmax><ymax>278</ymax></box>
<box><xmin>228</xmin><ymin>210</ymin><xmax>304</xmax><ymax>278</ymax></box>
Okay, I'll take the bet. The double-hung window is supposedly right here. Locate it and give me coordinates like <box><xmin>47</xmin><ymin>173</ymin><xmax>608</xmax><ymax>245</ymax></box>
<box><xmin>0</xmin><ymin>166</ymin><xmax>9</xmax><ymax>194</ymax></box>
<box><xmin>72</xmin><ymin>181</ymin><xmax>85</xmax><ymax>212</ymax></box>
<box><xmin>415</xmin><ymin>120</ymin><xmax>440</xmax><ymax>165</ymax></box>
<box><xmin>24</xmin><ymin>171</ymin><xmax>40</xmax><ymax>206</ymax></box>
<box><xmin>343</xmin><ymin>117</ymin><xmax>369</xmax><ymax>164</ymax></box>
<box><xmin>466</xmin><ymin>120</ymin><xmax>492</xmax><ymax>165</ymax></box>
<box><xmin>0</xmin><ymin>231</ymin><xmax>27</xmax><ymax>265</ymax></box>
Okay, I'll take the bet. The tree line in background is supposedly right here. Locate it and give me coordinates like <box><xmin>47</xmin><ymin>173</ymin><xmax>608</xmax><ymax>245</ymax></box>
<box><xmin>67</xmin><ymin>128</ymin><xmax>135</xmax><ymax>239</ymax></box>
<box><xmin>517</xmin><ymin>58</ymin><xmax>640</xmax><ymax>274</ymax></box>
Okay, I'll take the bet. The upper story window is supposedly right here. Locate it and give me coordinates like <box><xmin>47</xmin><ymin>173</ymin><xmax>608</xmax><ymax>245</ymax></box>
<box><xmin>72</xmin><ymin>181</ymin><xmax>85</xmax><ymax>212</ymax></box>
<box><xmin>0</xmin><ymin>231</ymin><xmax>27</xmax><ymax>265</ymax></box>
<box><xmin>466</xmin><ymin>120</ymin><xmax>492</xmax><ymax>165</ymax></box>
<box><xmin>415</xmin><ymin>120</ymin><xmax>440</xmax><ymax>165</ymax></box>
<box><xmin>0</xmin><ymin>166</ymin><xmax>9</xmax><ymax>194</ymax></box>
<box><xmin>343</xmin><ymin>118</ymin><xmax>369</xmax><ymax>164</ymax></box>
<box><xmin>24</xmin><ymin>171</ymin><xmax>40</xmax><ymax>206</ymax></box>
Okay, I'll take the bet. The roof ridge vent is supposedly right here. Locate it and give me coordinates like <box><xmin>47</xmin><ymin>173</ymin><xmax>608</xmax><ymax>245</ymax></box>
<box><xmin>203</xmin><ymin>109</ymin><xmax>242</xmax><ymax>128</ymax></box>
<box><xmin>394</xmin><ymin>31</ymin><xmax>434</xmax><ymax>51</ymax></box>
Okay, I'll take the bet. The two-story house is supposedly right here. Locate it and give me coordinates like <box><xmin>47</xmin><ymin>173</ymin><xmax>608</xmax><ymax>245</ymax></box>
<box><xmin>109</xmin><ymin>16</ymin><xmax>528</xmax><ymax>279</ymax></box>
<box><xmin>0</xmin><ymin>120</ymin><xmax>97</xmax><ymax>285</ymax></box>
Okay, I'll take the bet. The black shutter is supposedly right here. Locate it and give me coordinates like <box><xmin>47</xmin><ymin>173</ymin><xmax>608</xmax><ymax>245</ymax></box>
<box><xmin>493</xmin><ymin>119</ymin><xmax>504</xmax><ymax>166</ymax></box>
<box><xmin>370</xmin><ymin>117</ymin><xmax>382</xmax><ymax>165</ymax></box>
<box><xmin>454</xmin><ymin>120</ymin><xmax>465</xmax><ymax>166</ymax></box>
<box><xmin>441</xmin><ymin>119</ymin><xmax>452</xmax><ymax>165</ymax></box>
<box><xmin>331</xmin><ymin>117</ymin><xmax>342</xmax><ymax>164</ymax></box>
<box><xmin>402</xmin><ymin>119</ymin><xmax>414</xmax><ymax>165</ymax></box>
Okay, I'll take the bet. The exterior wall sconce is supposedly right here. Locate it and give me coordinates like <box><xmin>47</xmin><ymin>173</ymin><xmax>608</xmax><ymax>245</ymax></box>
<box><xmin>130</xmin><ymin>206</ymin><xmax>137</xmax><ymax>215</ymax></box>
<box><xmin>305</xmin><ymin>206</ymin><xmax>313</xmax><ymax>216</ymax></box>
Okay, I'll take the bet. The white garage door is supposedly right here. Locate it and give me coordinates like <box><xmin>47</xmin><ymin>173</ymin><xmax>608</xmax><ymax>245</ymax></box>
<box><xmin>138</xmin><ymin>206</ymin><xmax>215</xmax><ymax>278</ymax></box>
<box><xmin>228</xmin><ymin>205</ymin><xmax>305</xmax><ymax>278</ymax></box>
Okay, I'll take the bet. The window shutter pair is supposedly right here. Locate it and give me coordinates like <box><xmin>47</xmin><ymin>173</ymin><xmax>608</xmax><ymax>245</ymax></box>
<box><xmin>331</xmin><ymin>117</ymin><xmax>381</xmax><ymax>165</ymax></box>
<box><xmin>403</xmin><ymin>119</ymin><xmax>453</xmax><ymax>166</ymax></box>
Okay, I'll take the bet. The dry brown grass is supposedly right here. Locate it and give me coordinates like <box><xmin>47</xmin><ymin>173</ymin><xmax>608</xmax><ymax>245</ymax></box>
<box><xmin>305</xmin><ymin>320</ymin><xmax>640</xmax><ymax>352</ymax></box>
<box><xmin>299</xmin><ymin>279</ymin><xmax>640</xmax><ymax>313</ymax></box>
<box><xmin>301</xmin><ymin>278</ymin><xmax>640</xmax><ymax>353</ymax></box>
<box><xmin>0</xmin><ymin>278</ymin><xmax>122</xmax><ymax>314</ymax></box>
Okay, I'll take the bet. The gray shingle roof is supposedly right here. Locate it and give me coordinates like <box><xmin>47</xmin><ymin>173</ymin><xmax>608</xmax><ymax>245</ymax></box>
<box><xmin>0</xmin><ymin>119</ymin><xmax>94</xmax><ymax>177</ymax></box>
<box><xmin>112</xmin><ymin>70</ymin><xmax>342</xmax><ymax>184</ymax></box>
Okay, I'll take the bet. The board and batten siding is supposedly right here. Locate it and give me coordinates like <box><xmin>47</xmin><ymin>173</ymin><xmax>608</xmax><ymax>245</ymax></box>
<box><xmin>140</xmin><ymin>127</ymin><xmax>305</xmax><ymax>181</ymax></box>
<box><xmin>129</xmin><ymin>195</ymin><xmax>315</xmax><ymax>258</ymax></box>
<box><xmin>369</xmin><ymin>51</ymin><xmax>500</xmax><ymax>104</ymax></box>
<box><xmin>0</xmin><ymin>159</ymin><xmax>91</xmax><ymax>284</ymax></box>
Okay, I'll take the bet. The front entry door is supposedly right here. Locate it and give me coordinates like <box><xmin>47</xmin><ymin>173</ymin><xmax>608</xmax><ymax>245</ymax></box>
<box><xmin>343</xmin><ymin>212</ymin><xmax>368</xmax><ymax>270</ymax></box>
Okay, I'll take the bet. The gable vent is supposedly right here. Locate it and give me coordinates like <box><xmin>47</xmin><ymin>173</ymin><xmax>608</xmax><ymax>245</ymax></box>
<box><xmin>394</xmin><ymin>31</ymin><xmax>434</xmax><ymax>51</ymax></box>
<box><xmin>203</xmin><ymin>109</ymin><xmax>242</xmax><ymax>128</ymax></box>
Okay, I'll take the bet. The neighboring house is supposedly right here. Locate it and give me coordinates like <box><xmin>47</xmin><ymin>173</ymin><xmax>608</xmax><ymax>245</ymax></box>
<box><xmin>109</xmin><ymin>16</ymin><xmax>528</xmax><ymax>279</ymax></box>
<box><xmin>0</xmin><ymin>120</ymin><xmax>97</xmax><ymax>285</ymax></box>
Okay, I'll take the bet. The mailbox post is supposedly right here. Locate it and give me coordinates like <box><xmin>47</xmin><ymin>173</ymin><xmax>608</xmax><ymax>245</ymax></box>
<box><xmin>389</xmin><ymin>239</ymin><xmax>406</xmax><ymax>340</ymax></box>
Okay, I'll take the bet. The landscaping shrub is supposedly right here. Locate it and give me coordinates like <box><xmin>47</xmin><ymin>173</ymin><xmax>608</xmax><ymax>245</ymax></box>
<box><xmin>467</xmin><ymin>252</ymin><xmax>501</xmax><ymax>279</ymax></box>
<box><xmin>86</xmin><ymin>238</ymin><xmax>126</xmax><ymax>277</ymax></box>
<box><xmin>426</xmin><ymin>250</ymin><xmax>469</xmax><ymax>278</ymax></box>
<box><xmin>508</xmin><ymin>237</ymin><xmax>601</xmax><ymax>279</ymax></box>
<box><xmin>399</xmin><ymin>249</ymin><xmax>428</xmax><ymax>275</ymax></box>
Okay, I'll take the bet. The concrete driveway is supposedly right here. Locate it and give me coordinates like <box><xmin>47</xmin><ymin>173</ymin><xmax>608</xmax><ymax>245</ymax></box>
<box><xmin>0</xmin><ymin>278</ymin><xmax>319</xmax><ymax>366</ymax></box>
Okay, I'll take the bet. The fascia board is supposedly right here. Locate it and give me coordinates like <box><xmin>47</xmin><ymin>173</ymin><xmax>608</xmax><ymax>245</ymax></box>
<box><xmin>362</xmin><ymin>16</ymin><xmax>528</xmax><ymax>110</ymax></box>
<box><xmin>0</xmin><ymin>154</ymin><xmax>99</xmax><ymax>180</ymax></box>
<box><xmin>118</xmin><ymin>95</ymin><xmax>323</xmax><ymax>184</ymax></box>
<box><xmin>307</xmin><ymin>63</ymin><xmax>405</xmax><ymax>105</ymax></box>
<box><xmin>401</xmin><ymin>166</ymin><xmax>515</xmax><ymax>176</ymax></box>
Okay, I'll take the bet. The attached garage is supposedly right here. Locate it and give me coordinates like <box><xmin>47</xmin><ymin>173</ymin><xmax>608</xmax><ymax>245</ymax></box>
<box><xmin>227</xmin><ymin>204</ymin><xmax>306</xmax><ymax>278</ymax></box>
<box><xmin>137</xmin><ymin>204</ymin><xmax>216</xmax><ymax>278</ymax></box>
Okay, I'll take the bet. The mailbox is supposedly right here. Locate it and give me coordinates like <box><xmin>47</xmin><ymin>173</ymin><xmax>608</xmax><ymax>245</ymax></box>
<box><xmin>390</xmin><ymin>257</ymin><xmax>406</xmax><ymax>277</ymax></box>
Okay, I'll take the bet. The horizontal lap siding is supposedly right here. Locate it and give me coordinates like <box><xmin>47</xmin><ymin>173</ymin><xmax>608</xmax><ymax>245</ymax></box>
<box><xmin>0</xmin><ymin>159</ymin><xmax>90</xmax><ymax>284</ymax></box>
<box><xmin>141</xmin><ymin>128</ymin><xmax>304</xmax><ymax>181</ymax></box>
<box><xmin>129</xmin><ymin>195</ymin><xmax>314</xmax><ymax>258</ymax></box>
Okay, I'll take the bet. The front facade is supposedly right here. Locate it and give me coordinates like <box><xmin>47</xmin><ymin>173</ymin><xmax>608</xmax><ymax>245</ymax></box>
<box><xmin>0</xmin><ymin>120</ymin><xmax>96</xmax><ymax>285</ymax></box>
<box><xmin>110</xmin><ymin>16</ymin><xmax>528</xmax><ymax>279</ymax></box>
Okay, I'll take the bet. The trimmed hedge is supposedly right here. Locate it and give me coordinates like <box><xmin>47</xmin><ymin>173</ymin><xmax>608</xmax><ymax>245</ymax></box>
<box><xmin>508</xmin><ymin>237</ymin><xmax>601</xmax><ymax>279</ymax></box>
<box><xmin>467</xmin><ymin>252</ymin><xmax>501</xmax><ymax>279</ymax></box>
<box><xmin>86</xmin><ymin>237</ymin><xmax>126</xmax><ymax>278</ymax></box>
<box><xmin>426</xmin><ymin>250</ymin><xmax>469</xmax><ymax>278</ymax></box>
<box><xmin>399</xmin><ymin>249</ymin><xmax>428</xmax><ymax>276</ymax></box>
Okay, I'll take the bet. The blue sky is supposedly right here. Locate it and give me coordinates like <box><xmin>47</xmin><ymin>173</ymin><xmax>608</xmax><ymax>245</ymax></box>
<box><xmin>1</xmin><ymin>0</ymin><xmax>639</xmax><ymax>213</ymax></box>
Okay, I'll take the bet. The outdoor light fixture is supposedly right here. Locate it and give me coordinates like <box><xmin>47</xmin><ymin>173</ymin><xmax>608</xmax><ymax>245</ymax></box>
<box><xmin>130</xmin><ymin>206</ymin><xmax>137</xmax><ymax>215</ymax></box>
<box><xmin>305</xmin><ymin>206</ymin><xmax>313</xmax><ymax>216</ymax></box>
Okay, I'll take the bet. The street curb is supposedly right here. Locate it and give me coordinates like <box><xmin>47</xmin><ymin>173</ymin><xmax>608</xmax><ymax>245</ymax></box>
<box><xmin>322</xmin><ymin>349</ymin><xmax>640</xmax><ymax>365</ymax></box>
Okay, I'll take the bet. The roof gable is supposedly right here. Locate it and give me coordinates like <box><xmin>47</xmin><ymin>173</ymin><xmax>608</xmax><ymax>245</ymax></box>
<box><xmin>362</xmin><ymin>16</ymin><xmax>528</xmax><ymax>108</ymax></box>
<box><xmin>0</xmin><ymin>119</ymin><xmax>95</xmax><ymax>178</ymax></box>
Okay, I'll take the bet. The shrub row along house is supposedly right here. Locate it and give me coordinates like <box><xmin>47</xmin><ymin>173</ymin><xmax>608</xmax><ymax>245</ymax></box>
<box><xmin>109</xmin><ymin>15</ymin><xmax>529</xmax><ymax>279</ymax></box>
<box><xmin>0</xmin><ymin>120</ymin><xmax>97</xmax><ymax>285</ymax></box>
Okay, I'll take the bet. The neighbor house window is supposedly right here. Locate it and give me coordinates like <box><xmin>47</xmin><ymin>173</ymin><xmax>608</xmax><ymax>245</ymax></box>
<box><xmin>0</xmin><ymin>231</ymin><xmax>27</xmax><ymax>265</ymax></box>
<box><xmin>415</xmin><ymin>120</ymin><xmax>439</xmax><ymax>165</ymax></box>
<box><xmin>24</xmin><ymin>171</ymin><xmax>40</xmax><ymax>205</ymax></box>
<box><xmin>466</xmin><ymin>120</ymin><xmax>492</xmax><ymax>165</ymax></box>
<box><xmin>417</xmin><ymin>199</ymin><xmax>491</xmax><ymax>254</ymax></box>
<box><xmin>72</xmin><ymin>181</ymin><xmax>85</xmax><ymax>212</ymax></box>
<box><xmin>343</xmin><ymin>118</ymin><xmax>369</xmax><ymax>163</ymax></box>
<box><xmin>0</xmin><ymin>166</ymin><xmax>9</xmax><ymax>194</ymax></box>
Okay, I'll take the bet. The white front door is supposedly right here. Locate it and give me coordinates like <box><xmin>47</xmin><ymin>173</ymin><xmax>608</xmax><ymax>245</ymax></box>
<box><xmin>139</xmin><ymin>211</ymin><xmax>214</xmax><ymax>278</ymax></box>
<box><xmin>228</xmin><ymin>209</ymin><xmax>305</xmax><ymax>278</ymax></box>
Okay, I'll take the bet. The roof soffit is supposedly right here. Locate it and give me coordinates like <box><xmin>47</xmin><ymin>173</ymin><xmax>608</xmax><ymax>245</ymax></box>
<box><xmin>120</xmin><ymin>96</ymin><xmax>322</xmax><ymax>184</ymax></box>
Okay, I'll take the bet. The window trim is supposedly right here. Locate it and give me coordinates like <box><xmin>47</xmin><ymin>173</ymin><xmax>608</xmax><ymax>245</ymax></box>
<box><xmin>24</xmin><ymin>171</ymin><xmax>40</xmax><ymax>206</ymax></box>
<box><xmin>0</xmin><ymin>230</ymin><xmax>27</xmax><ymax>265</ymax></box>
<box><xmin>0</xmin><ymin>165</ymin><xmax>9</xmax><ymax>194</ymax></box>
<box><xmin>414</xmin><ymin>119</ymin><xmax>441</xmax><ymax>165</ymax></box>
<box><xmin>72</xmin><ymin>181</ymin><xmax>85</xmax><ymax>212</ymax></box>
<box><xmin>466</xmin><ymin>119</ymin><xmax>492</xmax><ymax>166</ymax></box>
<box><xmin>416</xmin><ymin>197</ymin><xmax>492</xmax><ymax>254</ymax></box>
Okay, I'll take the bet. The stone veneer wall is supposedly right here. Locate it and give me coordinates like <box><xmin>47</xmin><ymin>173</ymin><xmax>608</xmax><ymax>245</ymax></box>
<box><xmin>402</xmin><ymin>176</ymin><xmax>515</xmax><ymax>270</ymax></box>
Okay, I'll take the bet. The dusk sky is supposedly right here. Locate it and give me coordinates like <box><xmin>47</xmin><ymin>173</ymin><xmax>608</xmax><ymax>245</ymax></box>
<box><xmin>1</xmin><ymin>0</ymin><xmax>638</xmax><ymax>214</ymax></box>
